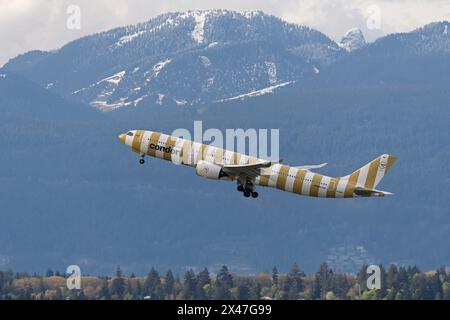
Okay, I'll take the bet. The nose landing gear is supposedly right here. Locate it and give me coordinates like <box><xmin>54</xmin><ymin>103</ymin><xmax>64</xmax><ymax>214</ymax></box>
<box><xmin>139</xmin><ymin>154</ymin><xmax>145</xmax><ymax>164</ymax></box>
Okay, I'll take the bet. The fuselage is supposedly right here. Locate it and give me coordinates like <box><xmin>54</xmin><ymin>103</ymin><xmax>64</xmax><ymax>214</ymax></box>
<box><xmin>119</xmin><ymin>129</ymin><xmax>371</xmax><ymax>198</ymax></box>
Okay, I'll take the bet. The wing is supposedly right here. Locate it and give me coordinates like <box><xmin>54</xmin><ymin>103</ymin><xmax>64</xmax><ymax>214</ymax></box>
<box><xmin>293</xmin><ymin>163</ymin><xmax>327</xmax><ymax>170</ymax></box>
<box><xmin>217</xmin><ymin>161</ymin><xmax>273</xmax><ymax>179</ymax></box>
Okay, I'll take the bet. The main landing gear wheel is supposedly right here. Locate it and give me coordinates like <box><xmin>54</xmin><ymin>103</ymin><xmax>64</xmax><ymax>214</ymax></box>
<box><xmin>139</xmin><ymin>158</ymin><xmax>145</xmax><ymax>165</ymax></box>
<box><xmin>251</xmin><ymin>192</ymin><xmax>259</xmax><ymax>198</ymax></box>
<box><xmin>237</xmin><ymin>185</ymin><xmax>244</xmax><ymax>192</ymax></box>
<box><xmin>243</xmin><ymin>190</ymin><xmax>251</xmax><ymax>198</ymax></box>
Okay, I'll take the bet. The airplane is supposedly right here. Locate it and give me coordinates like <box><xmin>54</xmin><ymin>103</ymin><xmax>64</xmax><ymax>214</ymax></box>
<box><xmin>118</xmin><ymin>130</ymin><xmax>396</xmax><ymax>199</ymax></box>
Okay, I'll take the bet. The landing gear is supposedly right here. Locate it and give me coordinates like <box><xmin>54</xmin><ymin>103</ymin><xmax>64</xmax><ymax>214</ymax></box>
<box><xmin>237</xmin><ymin>180</ymin><xmax>259</xmax><ymax>199</ymax></box>
<box><xmin>139</xmin><ymin>158</ymin><xmax>145</xmax><ymax>164</ymax></box>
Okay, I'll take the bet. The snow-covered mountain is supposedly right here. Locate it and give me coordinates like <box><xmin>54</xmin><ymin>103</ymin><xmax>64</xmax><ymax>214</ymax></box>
<box><xmin>3</xmin><ymin>12</ymin><xmax>450</xmax><ymax>110</ymax></box>
<box><xmin>3</xmin><ymin>10</ymin><xmax>343</xmax><ymax>110</ymax></box>
<box><xmin>339</xmin><ymin>28</ymin><xmax>366</xmax><ymax>52</ymax></box>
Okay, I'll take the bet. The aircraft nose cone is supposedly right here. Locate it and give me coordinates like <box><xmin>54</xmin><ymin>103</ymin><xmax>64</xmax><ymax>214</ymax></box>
<box><xmin>118</xmin><ymin>133</ymin><xmax>126</xmax><ymax>143</ymax></box>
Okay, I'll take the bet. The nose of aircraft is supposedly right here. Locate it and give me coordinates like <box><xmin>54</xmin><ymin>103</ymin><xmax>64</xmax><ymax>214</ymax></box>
<box><xmin>118</xmin><ymin>133</ymin><xmax>126</xmax><ymax>143</ymax></box>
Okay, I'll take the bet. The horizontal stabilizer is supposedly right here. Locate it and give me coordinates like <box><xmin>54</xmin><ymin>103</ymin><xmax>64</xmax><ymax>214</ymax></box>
<box><xmin>294</xmin><ymin>163</ymin><xmax>328</xmax><ymax>170</ymax></box>
<box><xmin>354</xmin><ymin>187</ymin><xmax>393</xmax><ymax>197</ymax></box>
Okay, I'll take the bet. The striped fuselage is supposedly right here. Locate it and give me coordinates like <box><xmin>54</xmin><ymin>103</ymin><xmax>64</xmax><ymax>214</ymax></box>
<box><xmin>123</xmin><ymin>130</ymin><xmax>384</xmax><ymax>198</ymax></box>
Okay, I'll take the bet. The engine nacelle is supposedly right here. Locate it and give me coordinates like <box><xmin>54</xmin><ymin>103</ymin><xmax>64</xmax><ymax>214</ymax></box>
<box><xmin>196</xmin><ymin>160</ymin><xmax>228</xmax><ymax>180</ymax></box>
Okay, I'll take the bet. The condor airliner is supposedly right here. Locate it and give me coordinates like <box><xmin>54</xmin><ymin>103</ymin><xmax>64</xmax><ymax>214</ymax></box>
<box><xmin>118</xmin><ymin>130</ymin><xmax>396</xmax><ymax>199</ymax></box>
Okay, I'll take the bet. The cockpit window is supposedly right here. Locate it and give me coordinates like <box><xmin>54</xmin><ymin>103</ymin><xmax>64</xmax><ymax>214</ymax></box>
<box><xmin>127</xmin><ymin>132</ymin><xmax>134</xmax><ymax>137</ymax></box>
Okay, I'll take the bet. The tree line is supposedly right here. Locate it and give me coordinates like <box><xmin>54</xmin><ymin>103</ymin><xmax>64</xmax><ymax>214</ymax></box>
<box><xmin>0</xmin><ymin>263</ymin><xmax>449</xmax><ymax>300</ymax></box>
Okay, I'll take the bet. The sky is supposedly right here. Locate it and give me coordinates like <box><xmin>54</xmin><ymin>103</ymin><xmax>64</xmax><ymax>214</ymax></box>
<box><xmin>1</xmin><ymin>0</ymin><xmax>450</xmax><ymax>66</ymax></box>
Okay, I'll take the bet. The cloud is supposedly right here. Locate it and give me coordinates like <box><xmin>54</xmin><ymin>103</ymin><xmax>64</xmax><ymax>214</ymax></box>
<box><xmin>0</xmin><ymin>0</ymin><xmax>449</xmax><ymax>67</ymax></box>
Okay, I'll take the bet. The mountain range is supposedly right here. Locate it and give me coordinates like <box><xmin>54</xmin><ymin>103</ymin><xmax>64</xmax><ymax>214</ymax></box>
<box><xmin>0</xmin><ymin>10</ymin><xmax>449</xmax><ymax>275</ymax></box>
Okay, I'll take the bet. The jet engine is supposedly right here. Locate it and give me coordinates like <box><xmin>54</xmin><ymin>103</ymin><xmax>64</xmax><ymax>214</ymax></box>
<box><xmin>196</xmin><ymin>160</ymin><xmax>228</xmax><ymax>180</ymax></box>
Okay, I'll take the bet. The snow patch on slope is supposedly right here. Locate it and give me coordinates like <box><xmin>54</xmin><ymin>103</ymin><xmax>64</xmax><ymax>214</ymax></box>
<box><xmin>192</xmin><ymin>12</ymin><xmax>206</xmax><ymax>44</ymax></box>
<box><xmin>174</xmin><ymin>98</ymin><xmax>188</xmax><ymax>106</ymax></box>
<box><xmin>239</xmin><ymin>10</ymin><xmax>262</xmax><ymax>19</ymax></box>
<box><xmin>215</xmin><ymin>81</ymin><xmax>294</xmax><ymax>102</ymax></box>
<box><xmin>97</xmin><ymin>71</ymin><xmax>126</xmax><ymax>85</ymax></box>
<box><xmin>116</xmin><ymin>30</ymin><xmax>147</xmax><ymax>46</ymax></box>
<box><xmin>145</xmin><ymin>59</ymin><xmax>171</xmax><ymax>83</ymax></box>
<box><xmin>156</xmin><ymin>93</ymin><xmax>165</xmax><ymax>105</ymax></box>
<box><xmin>200</xmin><ymin>56</ymin><xmax>212</xmax><ymax>67</ymax></box>
<box><xmin>90</xmin><ymin>71</ymin><xmax>130</xmax><ymax>111</ymax></box>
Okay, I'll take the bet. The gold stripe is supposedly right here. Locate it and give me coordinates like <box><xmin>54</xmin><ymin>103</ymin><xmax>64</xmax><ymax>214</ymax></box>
<box><xmin>276</xmin><ymin>165</ymin><xmax>290</xmax><ymax>190</ymax></box>
<box><xmin>198</xmin><ymin>144</ymin><xmax>207</xmax><ymax>162</ymax></box>
<box><xmin>309</xmin><ymin>174</ymin><xmax>323</xmax><ymax>197</ymax></box>
<box><xmin>293</xmin><ymin>170</ymin><xmax>307</xmax><ymax>194</ymax></box>
<box><xmin>385</xmin><ymin>155</ymin><xmax>397</xmax><ymax>173</ymax></box>
<box><xmin>214</xmin><ymin>148</ymin><xmax>224</xmax><ymax>164</ymax></box>
<box><xmin>364</xmin><ymin>158</ymin><xmax>380</xmax><ymax>189</ymax></box>
<box><xmin>248</xmin><ymin>156</ymin><xmax>258</xmax><ymax>164</ymax></box>
<box><xmin>163</xmin><ymin>136</ymin><xmax>177</xmax><ymax>161</ymax></box>
<box><xmin>181</xmin><ymin>140</ymin><xmax>192</xmax><ymax>165</ymax></box>
<box><xmin>326</xmin><ymin>178</ymin><xmax>339</xmax><ymax>198</ymax></box>
<box><xmin>132</xmin><ymin>130</ymin><xmax>144</xmax><ymax>153</ymax></box>
<box><xmin>344</xmin><ymin>170</ymin><xmax>360</xmax><ymax>198</ymax></box>
<box><xmin>146</xmin><ymin>132</ymin><xmax>160</xmax><ymax>157</ymax></box>
<box><xmin>259</xmin><ymin>174</ymin><xmax>270</xmax><ymax>186</ymax></box>
<box><xmin>235</xmin><ymin>153</ymin><xmax>242</xmax><ymax>165</ymax></box>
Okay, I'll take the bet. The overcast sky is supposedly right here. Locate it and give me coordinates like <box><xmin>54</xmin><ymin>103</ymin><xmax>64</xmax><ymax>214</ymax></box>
<box><xmin>1</xmin><ymin>0</ymin><xmax>450</xmax><ymax>66</ymax></box>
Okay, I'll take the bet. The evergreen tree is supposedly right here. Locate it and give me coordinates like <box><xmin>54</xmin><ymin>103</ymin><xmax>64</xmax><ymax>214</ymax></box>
<box><xmin>99</xmin><ymin>278</ymin><xmax>110</xmax><ymax>299</ymax></box>
<box><xmin>46</xmin><ymin>269</ymin><xmax>54</xmax><ymax>277</ymax></box>
<box><xmin>311</xmin><ymin>275</ymin><xmax>321</xmax><ymax>299</ymax></box>
<box><xmin>318</xmin><ymin>262</ymin><xmax>333</xmax><ymax>299</ymax></box>
<box><xmin>183</xmin><ymin>269</ymin><xmax>197</xmax><ymax>300</ymax></box>
<box><xmin>397</xmin><ymin>267</ymin><xmax>411</xmax><ymax>300</ymax></box>
<box><xmin>429</xmin><ymin>272</ymin><xmax>443</xmax><ymax>300</ymax></box>
<box><xmin>164</xmin><ymin>269</ymin><xmax>175</xmax><ymax>299</ymax></box>
<box><xmin>287</xmin><ymin>262</ymin><xmax>303</xmax><ymax>299</ymax></box>
<box><xmin>111</xmin><ymin>266</ymin><xmax>125</xmax><ymax>299</ymax></box>
<box><xmin>214</xmin><ymin>266</ymin><xmax>233</xmax><ymax>300</ymax></box>
<box><xmin>272</xmin><ymin>267</ymin><xmax>278</xmax><ymax>286</ymax></box>
<box><xmin>136</xmin><ymin>280</ymin><xmax>142</xmax><ymax>299</ymax></box>
<box><xmin>196</xmin><ymin>268</ymin><xmax>211</xmax><ymax>299</ymax></box>
<box><xmin>0</xmin><ymin>271</ymin><xmax>4</xmax><ymax>292</ymax></box>
<box><xmin>376</xmin><ymin>265</ymin><xmax>388</xmax><ymax>299</ymax></box>
<box><xmin>143</xmin><ymin>267</ymin><xmax>161</xmax><ymax>299</ymax></box>
<box><xmin>249</xmin><ymin>281</ymin><xmax>261</xmax><ymax>300</ymax></box>
<box><xmin>236</xmin><ymin>280</ymin><xmax>250</xmax><ymax>300</ymax></box>
<box><xmin>386</xmin><ymin>264</ymin><xmax>399</xmax><ymax>293</ymax></box>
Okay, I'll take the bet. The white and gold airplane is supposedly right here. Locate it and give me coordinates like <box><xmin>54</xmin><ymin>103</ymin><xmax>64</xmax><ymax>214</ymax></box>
<box><xmin>118</xmin><ymin>130</ymin><xmax>396</xmax><ymax>199</ymax></box>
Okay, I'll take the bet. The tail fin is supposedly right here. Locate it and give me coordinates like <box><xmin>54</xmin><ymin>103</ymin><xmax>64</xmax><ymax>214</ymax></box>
<box><xmin>341</xmin><ymin>154</ymin><xmax>397</xmax><ymax>189</ymax></box>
